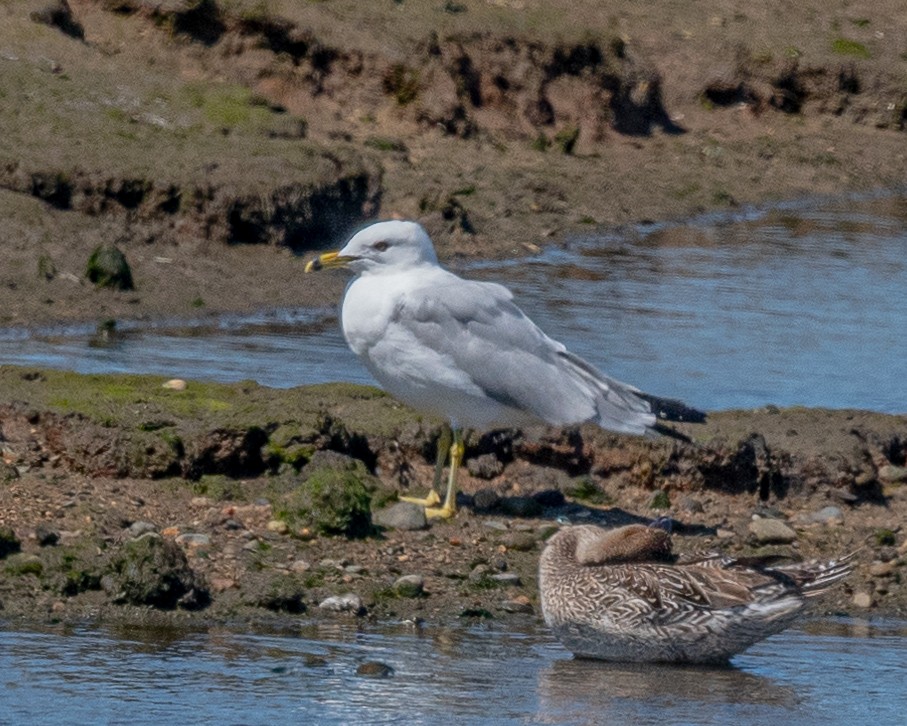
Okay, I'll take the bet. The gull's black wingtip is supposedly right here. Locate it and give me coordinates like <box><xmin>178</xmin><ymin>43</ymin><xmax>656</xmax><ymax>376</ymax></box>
<box><xmin>640</xmin><ymin>394</ymin><xmax>708</xmax><ymax>424</ymax></box>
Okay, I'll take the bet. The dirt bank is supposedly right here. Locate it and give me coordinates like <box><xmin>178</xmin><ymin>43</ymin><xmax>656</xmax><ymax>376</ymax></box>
<box><xmin>0</xmin><ymin>368</ymin><xmax>904</xmax><ymax>629</ymax></box>
<box><xmin>1</xmin><ymin>0</ymin><xmax>906</xmax><ymax>326</ymax></box>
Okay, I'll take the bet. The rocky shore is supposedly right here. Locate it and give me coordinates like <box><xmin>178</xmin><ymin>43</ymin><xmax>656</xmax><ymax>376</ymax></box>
<box><xmin>0</xmin><ymin>368</ymin><xmax>904</xmax><ymax>629</ymax></box>
<box><xmin>2</xmin><ymin>0</ymin><xmax>906</xmax><ymax>326</ymax></box>
<box><xmin>1</xmin><ymin>1</ymin><xmax>906</xmax><ymax>629</ymax></box>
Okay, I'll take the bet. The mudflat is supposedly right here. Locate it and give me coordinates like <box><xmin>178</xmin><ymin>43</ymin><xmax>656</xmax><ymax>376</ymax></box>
<box><xmin>0</xmin><ymin>1</ymin><xmax>905</xmax><ymax>628</ymax></box>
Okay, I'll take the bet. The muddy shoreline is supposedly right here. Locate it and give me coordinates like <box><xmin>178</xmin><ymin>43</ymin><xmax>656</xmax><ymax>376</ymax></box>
<box><xmin>2</xmin><ymin>0</ymin><xmax>907</xmax><ymax>327</ymax></box>
<box><xmin>1</xmin><ymin>1</ymin><xmax>906</xmax><ymax>629</ymax></box>
<box><xmin>0</xmin><ymin>368</ymin><xmax>905</xmax><ymax>630</ymax></box>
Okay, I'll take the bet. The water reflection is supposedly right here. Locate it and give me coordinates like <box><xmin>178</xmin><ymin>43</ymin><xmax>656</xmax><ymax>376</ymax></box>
<box><xmin>536</xmin><ymin>658</ymin><xmax>798</xmax><ymax>722</ymax></box>
<box><xmin>1</xmin><ymin>618</ymin><xmax>906</xmax><ymax>724</ymax></box>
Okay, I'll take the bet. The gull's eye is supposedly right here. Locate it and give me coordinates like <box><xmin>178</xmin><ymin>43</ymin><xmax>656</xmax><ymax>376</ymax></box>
<box><xmin>372</xmin><ymin>240</ymin><xmax>389</xmax><ymax>252</ymax></box>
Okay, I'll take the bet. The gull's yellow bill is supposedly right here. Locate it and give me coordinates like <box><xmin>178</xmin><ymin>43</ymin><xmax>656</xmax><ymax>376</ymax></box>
<box><xmin>304</xmin><ymin>251</ymin><xmax>350</xmax><ymax>273</ymax></box>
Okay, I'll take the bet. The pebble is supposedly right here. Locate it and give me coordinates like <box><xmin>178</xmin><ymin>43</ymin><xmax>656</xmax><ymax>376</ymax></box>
<box><xmin>289</xmin><ymin>559</ymin><xmax>311</xmax><ymax>573</ymax></box>
<box><xmin>748</xmin><ymin>517</ymin><xmax>797</xmax><ymax>544</ymax></box>
<box><xmin>878</xmin><ymin>465</ymin><xmax>907</xmax><ymax>484</ymax></box>
<box><xmin>466</xmin><ymin>453</ymin><xmax>504</xmax><ymax>479</ymax></box>
<box><xmin>868</xmin><ymin>562</ymin><xmax>896</xmax><ymax>578</ymax></box>
<box><xmin>482</xmin><ymin>520</ymin><xmax>509</xmax><ymax>532</ymax></box>
<box><xmin>175</xmin><ymin>533</ymin><xmax>211</xmax><ymax>547</ymax></box>
<box><xmin>128</xmin><ymin>521</ymin><xmax>158</xmax><ymax>538</ymax></box>
<box><xmin>500</xmin><ymin>531</ymin><xmax>536</xmax><ymax>552</ymax></box>
<box><xmin>804</xmin><ymin>506</ymin><xmax>844</xmax><ymax>526</ymax></box>
<box><xmin>209</xmin><ymin>577</ymin><xmax>237</xmax><ymax>592</ymax></box>
<box><xmin>34</xmin><ymin>524</ymin><xmax>60</xmax><ymax>547</ymax></box>
<box><xmin>829</xmin><ymin>487</ymin><xmax>858</xmax><ymax>504</ymax></box>
<box><xmin>490</xmin><ymin>572</ymin><xmax>522</xmax><ymax>586</ymax></box>
<box><xmin>267</xmin><ymin>520</ymin><xmax>289</xmax><ymax>534</ymax></box>
<box><xmin>500</xmin><ymin>596</ymin><xmax>534</xmax><ymax>614</ymax></box>
<box><xmin>371</xmin><ymin>502</ymin><xmax>428</xmax><ymax>531</ymax></box>
<box><xmin>393</xmin><ymin>574</ymin><xmax>425</xmax><ymax>598</ymax></box>
<box><xmin>318</xmin><ymin>593</ymin><xmax>364</xmax><ymax>614</ymax></box>
<box><xmin>356</xmin><ymin>661</ymin><xmax>394</xmax><ymax>678</ymax></box>
<box><xmin>472</xmin><ymin>488</ymin><xmax>501</xmax><ymax>511</ymax></box>
<box><xmin>162</xmin><ymin>379</ymin><xmax>187</xmax><ymax>391</ymax></box>
<box><xmin>852</xmin><ymin>591</ymin><xmax>873</xmax><ymax>608</ymax></box>
<box><xmin>678</xmin><ymin>495</ymin><xmax>704</xmax><ymax>514</ymax></box>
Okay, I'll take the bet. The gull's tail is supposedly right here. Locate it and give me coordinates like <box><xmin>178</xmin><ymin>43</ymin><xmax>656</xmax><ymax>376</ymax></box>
<box><xmin>557</xmin><ymin>351</ymin><xmax>657</xmax><ymax>435</ymax></box>
<box><xmin>557</xmin><ymin>351</ymin><xmax>707</xmax><ymax>435</ymax></box>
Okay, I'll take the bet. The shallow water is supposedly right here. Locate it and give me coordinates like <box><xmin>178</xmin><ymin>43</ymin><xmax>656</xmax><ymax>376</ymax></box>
<box><xmin>1</xmin><ymin>194</ymin><xmax>905</xmax><ymax>413</ymax></box>
<box><xmin>1</xmin><ymin>618</ymin><xmax>904</xmax><ymax>725</ymax></box>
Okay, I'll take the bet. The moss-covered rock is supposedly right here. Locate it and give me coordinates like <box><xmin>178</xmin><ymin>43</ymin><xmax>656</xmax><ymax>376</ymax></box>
<box><xmin>276</xmin><ymin>451</ymin><xmax>376</xmax><ymax>537</ymax></box>
<box><xmin>103</xmin><ymin>533</ymin><xmax>209</xmax><ymax>609</ymax></box>
<box><xmin>86</xmin><ymin>243</ymin><xmax>134</xmax><ymax>290</ymax></box>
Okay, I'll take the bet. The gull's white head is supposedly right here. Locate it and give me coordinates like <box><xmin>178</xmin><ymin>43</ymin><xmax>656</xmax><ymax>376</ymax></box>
<box><xmin>322</xmin><ymin>220</ymin><xmax>438</xmax><ymax>275</ymax></box>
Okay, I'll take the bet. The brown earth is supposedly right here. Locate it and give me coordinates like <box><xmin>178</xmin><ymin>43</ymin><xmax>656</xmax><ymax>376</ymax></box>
<box><xmin>0</xmin><ymin>0</ymin><xmax>906</xmax><ymax>629</ymax></box>
<box><xmin>1</xmin><ymin>0</ymin><xmax>906</xmax><ymax>327</ymax></box>
<box><xmin>0</xmin><ymin>368</ymin><xmax>905</xmax><ymax>628</ymax></box>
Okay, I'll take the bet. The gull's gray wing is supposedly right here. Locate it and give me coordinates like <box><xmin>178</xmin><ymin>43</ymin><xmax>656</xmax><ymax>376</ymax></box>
<box><xmin>390</xmin><ymin>274</ymin><xmax>654</xmax><ymax>432</ymax></box>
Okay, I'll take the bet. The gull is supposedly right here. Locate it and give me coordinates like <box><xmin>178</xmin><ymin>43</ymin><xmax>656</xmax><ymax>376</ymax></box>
<box><xmin>539</xmin><ymin>522</ymin><xmax>855</xmax><ymax>663</ymax></box>
<box><xmin>305</xmin><ymin>220</ymin><xmax>698</xmax><ymax>518</ymax></box>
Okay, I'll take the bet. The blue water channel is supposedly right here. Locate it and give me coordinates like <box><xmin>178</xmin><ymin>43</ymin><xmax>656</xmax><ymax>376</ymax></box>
<box><xmin>2</xmin><ymin>194</ymin><xmax>904</xmax><ymax>413</ymax></box>
<box><xmin>1</xmin><ymin>617</ymin><xmax>904</xmax><ymax>725</ymax></box>
<box><xmin>1</xmin><ymin>195</ymin><xmax>905</xmax><ymax>723</ymax></box>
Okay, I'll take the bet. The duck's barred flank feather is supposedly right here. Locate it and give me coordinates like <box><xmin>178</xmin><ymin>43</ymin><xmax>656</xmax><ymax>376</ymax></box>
<box><xmin>539</xmin><ymin>524</ymin><xmax>854</xmax><ymax>663</ymax></box>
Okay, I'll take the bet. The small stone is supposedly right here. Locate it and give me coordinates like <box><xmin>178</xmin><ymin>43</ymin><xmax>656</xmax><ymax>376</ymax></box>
<box><xmin>372</xmin><ymin>502</ymin><xmax>428</xmax><ymax>531</ymax></box>
<box><xmin>852</xmin><ymin>591</ymin><xmax>873</xmax><ymax>608</ymax></box>
<box><xmin>318</xmin><ymin>592</ymin><xmax>364</xmax><ymax>614</ymax></box>
<box><xmin>393</xmin><ymin>574</ymin><xmax>425</xmax><ymax>598</ymax></box>
<box><xmin>356</xmin><ymin>661</ymin><xmax>394</xmax><ymax>678</ymax></box>
<box><xmin>466</xmin><ymin>453</ymin><xmax>504</xmax><ymax>479</ymax></box>
<box><xmin>500</xmin><ymin>532</ymin><xmax>536</xmax><ymax>552</ymax></box>
<box><xmin>210</xmin><ymin>577</ymin><xmax>237</xmax><ymax>592</ymax></box>
<box><xmin>805</xmin><ymin>506</ymin><xmax>844</xmax><ymax>525</ymax></box>
<box><xmin>289</xmin><ymin>559</ymin><xmax>311</xmax><ymax>573</ymax></box>
<box><xmin>472</xmin><ymin>488</ymin><xmax>501</xmax><ymax>511</ymax></box>
<box><xmin>128</xmin><ymin>521</ymin><xmax>157</xmax><ymax>538</ymax></box>
<box><xmin>175</xmin><ymin>533</ymin><xmax>211</xmax><ymax>547</ymax></box>
<box><xmin>678</xmin><ymin>495</ymin><xmax>704</xmax><ymax>514</ymax></box>
<box><xmin>490</xmin><ymin>572</ymin><xmax>522</xmax><ymax>586</ymax></box>
<box><xmin>35</xmin><ymin>524</ymin><xmax>60</xmax><ymax>547</ymax></box>
<box><xmin>500</xmin><ymin>596</ymin><xmax>534</xmax><ymax>614</ymax></box>
<box><xmin>162</xmin><ymin>379</ymin><xmax>187</xmax><ymax>391</ymax></box>
<box><xmin>482</xmin><ymin>520</ymin><xmax>509</xmax><ymax>531</ymax></box>
<box><xmin>469</xmin><ymin>564</ymin><xmax>492</xmax><ymax>583</ymax></box>
<box><xmin>878</xmin><ymin>465</ymin><xmax>907</xmax><ymax>484</ymax></box>
<box><xmin>161</xmin><ymin>526</ymin><xmax>180</xmax><ymax>538</ymax></box>
<box><xmin>868</xmin><ymin>562</ymin><xmax>896</xmax><ymax>577</ymax></box>
<box><xmin>748</xmin><ymin>517</ymin><xmax>797</xmax><ymax>544</ymax></box>
<box><xmin>267</xmin><ymin>520</ymin><xmax>290</xmax><ymax>534</ymax></box>
<box><xmin>829</xmin><ymin>487</ymin><xmax>859</xmax><ymax>504</ymax></box>
<box><xmin>344</xmin><ymin>564</ymin><xmax>366</xmax><ymax>575</ymax></box>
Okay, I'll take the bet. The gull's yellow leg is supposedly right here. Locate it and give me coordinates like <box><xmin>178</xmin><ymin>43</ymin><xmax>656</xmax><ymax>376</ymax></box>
<box><xmin>426</xmin><ymin>428</ymin><xmax>463</xmax><ymax>520</ymax></box>
<box><xmin>400</xmin><ymin>425</ymin><xmax>451</xmax><ymax>507</ymax></box>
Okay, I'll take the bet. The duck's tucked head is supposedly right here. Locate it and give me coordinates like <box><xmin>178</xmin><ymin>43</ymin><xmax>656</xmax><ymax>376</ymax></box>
<box><xmin>305</xmin><ymin>220</ymin><xmax>438</xmax><ymax>275</ymax></box>
<box><xmin>568</xmin><ymin>524</ymin><xmax>674</xmax><ymax>566</ymax></box>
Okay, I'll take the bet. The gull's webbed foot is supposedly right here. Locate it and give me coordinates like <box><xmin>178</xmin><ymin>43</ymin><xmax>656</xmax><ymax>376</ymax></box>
<box><xmin>400</xmin><ymin>490</ymin><xmax>441</xmax><ymax>507</ymax></box>
<box><xmin>424</xmin><ymin>503</ymin><xmax>457</xmax><ymax>520</ymax></box>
